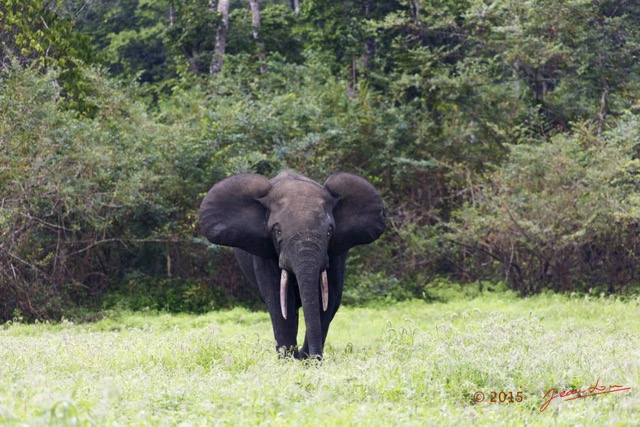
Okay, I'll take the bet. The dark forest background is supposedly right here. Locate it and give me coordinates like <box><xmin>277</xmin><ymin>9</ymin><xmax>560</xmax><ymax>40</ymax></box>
<box><xmin>1</xmin><ymin>0</ymin><xmax>639</xmax><ymax>321</ymax></box>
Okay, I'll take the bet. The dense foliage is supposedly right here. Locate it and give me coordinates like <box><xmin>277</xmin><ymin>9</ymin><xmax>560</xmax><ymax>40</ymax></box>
<box><xmin>1</xmin><ymin>0</ymin><xmax>639</xmax><ymax>321</ymax></box>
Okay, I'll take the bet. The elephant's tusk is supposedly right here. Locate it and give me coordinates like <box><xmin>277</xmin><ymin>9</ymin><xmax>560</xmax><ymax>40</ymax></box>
<box><xmin>280</xmin><ymin>270</ymin><xmax>288</xmax><ymax>319</ymax></box>
<box><xmin>321</xmin><ymin>270</ymin><xmax>328</xmax><ymax>311</ymax></box>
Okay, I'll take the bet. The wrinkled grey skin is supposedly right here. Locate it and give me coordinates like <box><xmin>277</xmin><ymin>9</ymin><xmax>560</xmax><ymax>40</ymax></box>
<box><xmin>199</xmin><ymin>171</ymin><xmax>385</xmax><ymax>359</ymax></box>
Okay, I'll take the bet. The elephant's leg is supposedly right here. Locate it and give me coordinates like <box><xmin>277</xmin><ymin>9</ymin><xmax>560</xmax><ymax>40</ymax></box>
<box><xmin>251</xmin><ymin>256</ymin><xmax>301</xmax><ymax>358</ymax></box>
<box><xmin>234</xmin><ymin>249</ymin><xmax>262</xmax><ymax>301</ymax></box>
<box><xmin>299</xmin><ymin>253</ymin><xmax>347</xmax><ymax>358</ymax></box>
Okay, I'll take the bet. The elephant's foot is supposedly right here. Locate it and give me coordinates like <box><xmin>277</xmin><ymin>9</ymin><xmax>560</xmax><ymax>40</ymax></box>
<box><xmin>277</xmin><ymin>345</ymin><xmax>322</xmax><ymax>362</ymax></box>
<box><xmin>277</xmin><ymin>345</ymin><xmax>299</xmax><ymax>360</ymax></box>
<box><xmin>298</xmin><ymin>345</ymin><xmax>323</xmax><ymax>362</ymax></box>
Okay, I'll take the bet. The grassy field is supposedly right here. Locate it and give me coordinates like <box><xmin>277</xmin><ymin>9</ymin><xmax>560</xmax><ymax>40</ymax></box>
<box><xmin>0</xmin><ymin>292</ymin><xmax>638</xmax><ymax>426</ymax></box>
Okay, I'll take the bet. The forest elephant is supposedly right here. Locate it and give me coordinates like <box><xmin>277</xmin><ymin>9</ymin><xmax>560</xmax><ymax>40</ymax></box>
<box><xmin>199</xmin><ymin>171</ymin><xmax>386</xmax><ymax>360</ymax></box>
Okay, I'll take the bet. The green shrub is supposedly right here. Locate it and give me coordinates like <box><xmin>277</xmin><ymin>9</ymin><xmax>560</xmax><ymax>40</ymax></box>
<box><xmin>0</xmin><ymin>62</ymin><xmax>221</xmax><ymax>321</ymax></box>
<box><xmin>453</xmin><ymin>118</ymin><xmax>640</xmax><ymax>294</ymax></box>
<box><xmin>342</xmin><ymin>271</ymin><xmax>405</xmax><ymax>305</ymax></box>
<box><xmin>103</xmin><ymin>273</ymin><xmax>213</xmax><ymax>313</ymax></box>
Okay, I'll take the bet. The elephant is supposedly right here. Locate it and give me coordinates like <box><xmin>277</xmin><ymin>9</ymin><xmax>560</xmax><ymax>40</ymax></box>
<box><xmin>199</xmin><ymin>171</ymin><xmax>385</xmax><ymax>360</ymax></box>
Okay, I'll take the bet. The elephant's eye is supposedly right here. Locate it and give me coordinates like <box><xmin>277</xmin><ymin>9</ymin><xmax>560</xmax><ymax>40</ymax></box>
<box><xmin>274</xmin><ymin>229</ymin><xmax>282</xmax><ymax>238</ymax></box>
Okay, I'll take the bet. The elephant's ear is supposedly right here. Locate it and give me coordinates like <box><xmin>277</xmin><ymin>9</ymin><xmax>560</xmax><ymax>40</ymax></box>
<box><xmin>325</xmin><ymin>173</ymin><xmax>386</xmax><ymax>256</ymax></box>
<box><xmin>199</xmin><ymin>174</ymin><xmax>275</xmax><ymax>258</ymax></box>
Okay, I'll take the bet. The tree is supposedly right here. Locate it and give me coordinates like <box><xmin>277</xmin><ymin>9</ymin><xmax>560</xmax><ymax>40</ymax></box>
<box><xmin>0</xmin><ymin>0</ymin><xmax>94</xmax><ymax>109</ymax></box>
<box><xmin>210</xmin><ymin>0</ymin><xmax>230</xmax><ymax>75</ymax></box>
<box><xmin>249</xmin><ymin>0</ymin><xmax>267</xmax><ymax>72</ymax></box>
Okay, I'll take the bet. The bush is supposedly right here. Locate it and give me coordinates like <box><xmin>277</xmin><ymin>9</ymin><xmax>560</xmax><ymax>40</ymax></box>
<box><xmin>0</xmin><ymin>63</ymin><xmax>158</xmax><ymax>319</ymax></box>
<box><xmin>0</xmin><ymin>62</ymin><xmax>244</xmax><ymax>321</ymax></box>
<box><xmin>453</xmin><ymin>118</ymin><xmax>640</xmax><ymax>294</ymax></box>
<box><xmin>342</xmin><ymin>271</ymin><xmax>405</xmax><ymax>305</ymax></box>
<box><xmin>102</xmin><ymin>273</ymin><xmax>215</xmax><ymax>313</ymax></box>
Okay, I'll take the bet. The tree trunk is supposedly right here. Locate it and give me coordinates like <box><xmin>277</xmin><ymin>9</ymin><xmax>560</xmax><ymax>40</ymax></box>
<box><xmin>249</xmin><ymin>0</ymin><xmax>267</xmax><ymax>73</ymax></box>
<box><xmin>289</xmin><ymin>0</ymin><xmax>300</xmax><ymax>16</ymax></box>
<box><xmin>168</xmin><ymin>0</ymin><xmax>175</xmax><ymax>27</ymax></box>
<box><xmin>348</xmin><ymin>0</ymin><xmax>374</xmax><ymax>98</ymax></box>
<box><xmin>597</xmin><ymin>80</ymin><xmax>610</xmax><ymax>136</ymax></box>
<box><xmin>210</xmin><ymin>0</ymin><xmax>230</xmax><ymax>75</ymax></box>
<box><xmin>249</xmin><ymin>0</ymin><xmax>261</xmax><ymax>38</ymax></box>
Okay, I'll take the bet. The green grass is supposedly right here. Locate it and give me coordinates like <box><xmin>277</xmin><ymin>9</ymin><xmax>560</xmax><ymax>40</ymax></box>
<box><xmin>0</xmin><ymin>292</ymin><xmax>638</xmax><ymax>426</ymax></box>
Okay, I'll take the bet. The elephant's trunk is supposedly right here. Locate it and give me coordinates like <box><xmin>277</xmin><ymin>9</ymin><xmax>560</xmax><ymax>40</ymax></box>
<box><xmin>284</xmin><ymin>238</ymin><xmax>328</xmax><ymax>359</ymax></box>
<box><xmin>280</xmin><ymin>269</ymin><xmax>328</xmax><ymax>319</ymax></box>
<box><xmin>295</xmin><ymin>264</ymin><xmax>324</xmax><ymax>358</ymax></box>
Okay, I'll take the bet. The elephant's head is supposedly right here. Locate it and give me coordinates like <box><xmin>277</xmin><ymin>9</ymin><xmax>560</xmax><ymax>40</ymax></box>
<box><xmin>199</xmin><ymin>171</ymin><xmax>385</xmax><ymax>357</ymax></box>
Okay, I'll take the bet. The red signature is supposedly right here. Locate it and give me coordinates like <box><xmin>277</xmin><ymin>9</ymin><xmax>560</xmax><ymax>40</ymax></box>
<box><xmin>540</xmin><ymin>379</ymin><xmax>631</xmax><ymax>412</ymax></box>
